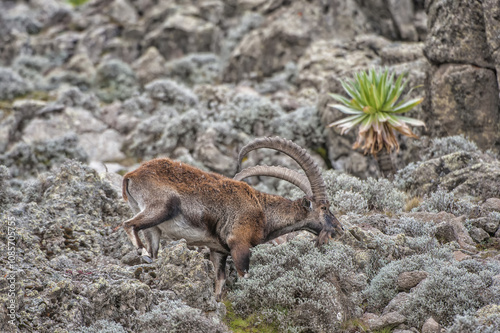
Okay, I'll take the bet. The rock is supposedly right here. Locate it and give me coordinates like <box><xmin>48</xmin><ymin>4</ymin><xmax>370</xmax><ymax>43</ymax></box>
<box><xmin>362</xmin><ymin>311</ymin><xmax>406</xmax><ymax>331</ymax></box>
<box><xmin>396</xmin><ymin>151</ymin><xmax>500</xmax><ymax>200</ymax></box>
<box><xmin>194</xmin><ymin>128</ymin><xmax>235</xmax><ymax>175</ymax></box>
<box><xmin>453</xmin><ymin>251</ymin><xmax>471</xmax><ymax>262</ymax></box>
<box><xmin>469</xmin><ymin>217</ymin><xmax>500</xmax><ymax>234</ymax></box>
<box><xmin>223</xmin><ymin>1</ymin><xmax>377</xmax><ymax>82</ymax></box>
<box><xmin>425</xmin><ymin>0</ymin><xmax>493</xmax><ymax>68</ymax></box>
<box><xmin>143</xmin><ymin>13</ymin><xmax>219</xmax><ymax>61</ymax></box>
<box><xmin>425</xmin><ymin>64</ymin><xmax>499</xmax><ymax>149</ymax></box>
<box><xmin>421</xmin><ymin>317</ymin><xmax>441</xmax><ymax>333</ymax></box>
<box><xmin>483</xmin><ymin>0</ymin><xmax>500</xmax><ymax>90</ymax></box>
<box><xmin>131</xmin><ymin>47</ymin><xmax>167</xmax><ymax>85</ymax></box>
<box><xmin>387</xmin><ymin>0</ymin><xmax>418</xmax><ymax>41</ymax></box>
<box><xmin>383</xmin><ymin>292</ymin><xmax>410</xmax><ymax>315</ymax></box>
<box><xmin>469</xmin><ymin>227</ymin><xmax>490</xmax><ymax>243</ymax></box>
<box><xmin>435</xmin><ymin>215</ymin><xmax>477</xmax><ymax>252</ymax></box>
<box><xmin>154</xmin><ymin>239</ymin><xmax>218</xmax><ymax>312</ymax></box>
<box><xmin>397</xmin><ymin>271</ymin><xmax>428</xmax><ymax>290</ymax></box>
<box><xmin>482</xmin><ymin>198</ymin><xmax>500</xmax><ymax>212</ymax></box>
<box><xmin>380</xmin><ymin>42</ymin><xmax>425</xmax><ymax>65</ymax></box>
<box><xmin>107</xmin><ymin>0</ymin><xmax>139</xmax><ymax>27</ymax></box>
<box><xmin>79</xmin><ymin>129</ymin><xmax>126</xmax><ymax>162</ymax></box>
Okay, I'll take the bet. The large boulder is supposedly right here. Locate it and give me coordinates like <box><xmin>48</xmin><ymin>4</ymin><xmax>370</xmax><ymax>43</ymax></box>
<box><xmin>424</xmin><ymin>0</ymin><xmax>500</xmax><ymax>150</ymax></box>
<box><xmin>395</xmin><ymin>151</ymin><xmax>500</xmax><ymax>200</ymax></box>
<box><xmin>425</xmin><ymin>64</ymin><xmax>499</xmax><ymax>148</ymax></box>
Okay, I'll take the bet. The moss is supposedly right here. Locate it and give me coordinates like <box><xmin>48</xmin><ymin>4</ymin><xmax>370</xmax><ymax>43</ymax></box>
<box><xmin>223</xmin><ymin>300</ymin><xmax>281</xmax><ymax>333</ymax></box>
<box><xmin>67</xmin><ymin>0</ymin><xmax>90</xmax><ymax>6</ymax></box>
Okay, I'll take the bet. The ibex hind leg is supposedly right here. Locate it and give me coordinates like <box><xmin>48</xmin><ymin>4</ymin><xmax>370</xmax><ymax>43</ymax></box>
<box><xmin>123</xmin><ymin>196</ymin><xmax>181</xmax><ymax>262</ymax></box>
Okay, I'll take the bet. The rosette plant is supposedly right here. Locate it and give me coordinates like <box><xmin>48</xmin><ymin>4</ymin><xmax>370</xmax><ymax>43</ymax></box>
<box><xmin>328</xmin><ymin>68</ymin><xmax>425</xmax><ymax>156</ymax></box>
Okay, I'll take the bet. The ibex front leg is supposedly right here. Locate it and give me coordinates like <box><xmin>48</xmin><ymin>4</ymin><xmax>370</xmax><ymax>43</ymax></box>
<box><xmin>122</xmin><ymin>196</ymin><xmax>181</xmax><ymax>262</ymax></box>
<box><xmin>210</xmin><ymin>250</ymin><xmax>228</xmax><ymax>301</ymax></box>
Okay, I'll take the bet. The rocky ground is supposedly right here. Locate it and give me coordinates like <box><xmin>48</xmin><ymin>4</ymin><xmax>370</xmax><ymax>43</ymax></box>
<box><xmin>1</xmin><ymin>0</ymin><xmax>500</xmax><ymax>332</ymax></box>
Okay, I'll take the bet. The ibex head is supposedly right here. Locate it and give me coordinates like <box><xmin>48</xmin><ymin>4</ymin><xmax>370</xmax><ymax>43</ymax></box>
<box><xmin>234</xmin><ymin>137</ymin><xmax>344</xmax><ymax>245</ymax></box>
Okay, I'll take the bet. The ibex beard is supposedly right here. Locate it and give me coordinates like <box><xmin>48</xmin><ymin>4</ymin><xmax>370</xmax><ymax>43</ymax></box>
<box><xmin>115</xmin><ymin>137</ymin><xmax>344</xmax><ymax>300</ymax></box>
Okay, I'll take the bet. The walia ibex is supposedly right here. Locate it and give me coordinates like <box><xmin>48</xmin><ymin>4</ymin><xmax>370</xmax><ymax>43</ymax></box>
<box><xmin>116</xmin><ymin>137</ymin><xmax>343</xmax><ymax>299</ymax></box>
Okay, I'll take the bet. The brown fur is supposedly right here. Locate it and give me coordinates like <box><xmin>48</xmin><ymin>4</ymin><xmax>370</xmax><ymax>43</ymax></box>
<box><xmin>118</xmin><ymin>158</ymin><xmax>343</xmax><ymax>300</ymax></box>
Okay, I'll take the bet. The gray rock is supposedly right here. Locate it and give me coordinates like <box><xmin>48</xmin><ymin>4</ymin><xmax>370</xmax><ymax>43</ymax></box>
<box><xmin>482</xmin><ymin>198</ymin><xmax>500</xmax><ymax>212</ymax></box>
<box><xmin>469</xmin><ymin>227</ymin><xmax>490</xmax><ymax>243</ymax></box>
<box><xmin>425</xmin><ymin>64</ymin><xmax>499</xmax><ymax>149</ymax></box>
<box><xmin>397</xmin><ymin>271</ymin><xmax>428</xmax><ymax>290</ymax></box>
<box><xmin>143</xmin><ymin>13</ymin><xmax>220</xmax><ymax>61</ymax></box>
<box><xmin>363</xmin><ymin>311</ymin><xmax>406</xmax><ymax>331</ymax></box>
<box><xmin>421</xmin><ymin>317</ymin><xmax>441</xmax><ymax>333</ymax></box>
<box><xmin>154</xmin><ymin>239</ymin><xmax>218</xmax><ymax>312</ymax></box>
<box><xmin>106</xmin><ymin>0</ymin><xmax>138</xmax><ymax>27</ymax></box>
<box><xmin>131</xmin><ymin>46</ymin><xmax>167</xmax><ymax>85</ymax></box>
<box><xmin>79</xmin><ymin>129</ymin><xmax>126</xmax><ymax>162</ymax></box>
<box><xmin>435</xmin><ymin>215</ymin><xmax>477</xmax><ymax>252</ymax></box>
<box><xmin>383</xmin><ymin>292</ymin><xmax>410</xmax><ymax>315</ymax></box>
<box><xmin>396</xmin><ymin>151</ymin><xmax>500</xmax><ymax>201</ymax></box>
<box><xmin>483</xmin><ymin>0</ymin><xmax>500</xmax><ymax>91</ymax></box>
<box><xmin>387</xmin><ymin>0</ymin><xmax>418</xmax><ymax>41</ymax></box>
<box><xmin>194</xmin><ymin>128</ymin><xmax>235</xmax><ymax>176</ymax></box>
<box><xmin>425</xmin><ymin>0</ymin><xmax>493</xmax><ymax>68</ymax></box>
<box><xmin>223</xmin><ymin>1</ymin><xmax>375</xmax><ymax>82</ymax></box>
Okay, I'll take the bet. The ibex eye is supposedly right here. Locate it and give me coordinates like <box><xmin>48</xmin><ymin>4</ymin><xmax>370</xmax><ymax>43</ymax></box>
<box><xmin>321</xmin><ymin>206</ymin><xmax>327</xmax><ymax>210</ymax></box>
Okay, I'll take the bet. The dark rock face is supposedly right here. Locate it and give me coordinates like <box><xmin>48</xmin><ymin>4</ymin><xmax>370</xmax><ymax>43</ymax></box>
<box><xmin>426</xmin><ymin>64</ymin><xmax>499</xmax><ymax>148</ymax></box>
<box><xmin>424</xmin><ymin>0</ymin><xmax>500</xmax><ymax>150</ymax></box>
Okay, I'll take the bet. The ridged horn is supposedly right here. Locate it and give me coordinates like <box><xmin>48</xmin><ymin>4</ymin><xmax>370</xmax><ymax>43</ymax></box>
<box><xmin>234</xmin><ymin>165</ymin><xmax>313</xmax><ymax>198</ymax></box>
<box><xmin>237</xmin><ymin>137</ymin><xmax>328</xmax><ymax>203</ymax></box>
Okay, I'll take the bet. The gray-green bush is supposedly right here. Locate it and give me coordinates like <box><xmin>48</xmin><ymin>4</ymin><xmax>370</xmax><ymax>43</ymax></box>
<box><xmin>229</xmin><ymin>239</ymin><xmax>365</xmax><ymax>332</ymax></box>
<box><xmin>365</xmin><ymin>249</ymin><xmax>500</xmax><ymax>327</ymax></box>
<box><xmin>135</xmin><ymin>299</ymin><xmax>229</xmax><ymax>333</ymax></box>
<box><xmin>323</xmin><ymin>170</ymin><xmax>406</xmax><ymax>213</ymax></box>
<box><xmin>417</xmin><ymin>187</ymin><xmax>478</xmax><ymax>216</ymax></box>
<box><xmin>420</xmin><ymin>135</ymin><xmax>480</xmax><ymax>160</ymax></box>
<box><xmin>0</xmin><ymin>67</ymin><xmax>32</xmax><ymax>100</ymax></box>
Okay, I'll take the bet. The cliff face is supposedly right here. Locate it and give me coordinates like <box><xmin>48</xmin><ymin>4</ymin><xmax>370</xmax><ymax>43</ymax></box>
<box><xmin>1</xmin><ymin>1</ymin><xmax>500</xmax><ymax>332</ymax></box>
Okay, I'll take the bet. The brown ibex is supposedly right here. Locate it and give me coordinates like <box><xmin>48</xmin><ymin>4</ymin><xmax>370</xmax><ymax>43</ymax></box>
<box><xmin>117</xmin><ymin>137</ymin><xmax>343</xmax><ymax>300</ymax></box>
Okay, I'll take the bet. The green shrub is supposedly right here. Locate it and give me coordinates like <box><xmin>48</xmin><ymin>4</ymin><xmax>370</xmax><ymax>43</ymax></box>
<box><xmin>229</xmin><ymin>239</ymin><xmax>365</xmax><ymax>332</ymax></box>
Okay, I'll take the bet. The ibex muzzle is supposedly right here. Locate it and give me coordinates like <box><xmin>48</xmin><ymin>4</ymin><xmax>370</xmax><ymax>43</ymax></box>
<box><xmin>117</xmin><ymin>137</ymin><xmax>343</xmax><ymax>300</ymax></box>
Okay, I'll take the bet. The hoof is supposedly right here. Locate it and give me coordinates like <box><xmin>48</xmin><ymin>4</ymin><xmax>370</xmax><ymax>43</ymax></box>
<box><xmin>142</xmin><ymin>255</ymin><xmax>153</xmax><ymax>264</ymax></box>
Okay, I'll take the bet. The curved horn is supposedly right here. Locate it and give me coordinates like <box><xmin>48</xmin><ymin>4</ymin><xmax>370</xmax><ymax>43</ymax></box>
<box><xmin>234</xmin><ymin>165</ymin><xmax>313</xmax><ymax>198</ymax></box>
<box><xmin>237</xmin><ymin>137</ymin><xmax>328</xmax><ymax>203</ymax></box>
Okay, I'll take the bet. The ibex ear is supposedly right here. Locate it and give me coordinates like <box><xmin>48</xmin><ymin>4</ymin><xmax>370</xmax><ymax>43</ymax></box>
<box><xmin>302</xmin><ymin>197</ymin><xmax>313</xmax><ymax>211</ymax></box>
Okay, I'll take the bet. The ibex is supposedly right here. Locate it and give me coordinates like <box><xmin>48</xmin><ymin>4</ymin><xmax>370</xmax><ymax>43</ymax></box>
<box><xmin>116</xmin><ymin>137</ymin><xmax>343</xmax><ymax>300</ymax></box>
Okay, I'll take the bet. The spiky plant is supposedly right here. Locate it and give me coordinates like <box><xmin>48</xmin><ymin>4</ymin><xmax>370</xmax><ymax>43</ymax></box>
<box><xmin>328</xmin><ymin>68</ymin><xmax>425</xmax><ymax>156</ymax></box>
